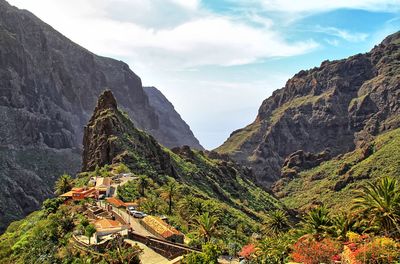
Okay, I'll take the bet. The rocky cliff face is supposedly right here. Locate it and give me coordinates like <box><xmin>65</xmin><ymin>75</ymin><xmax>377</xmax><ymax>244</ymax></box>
<box><xmin>216</xmin><ymin>31</ymin><xmax>400</xmax><ymax>186</ymax></box>
<box><xmin>0</xmin><ymin>0</ymin><xmax>200</xmax><ymax>232</ymax></box>
<box><xmin>144</xmin><ymin>86</ymin><xmax>203</xmax><ymax>150</ymax></box>
<box><xmin>82</xmin><ymin>90</ymin><xmax>173</xmax><ymax>175</ymax></box>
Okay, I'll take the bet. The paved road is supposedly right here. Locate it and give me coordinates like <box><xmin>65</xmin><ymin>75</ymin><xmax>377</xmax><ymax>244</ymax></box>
<box><xmin>111</xmin><ymin>176</ymin><xmax>138</xmax><ymax>197</ymax></box>
<box><xmin>111</xmin><ymin>206</ymin><xmax>155</xmax><ymax>237</ymax></box>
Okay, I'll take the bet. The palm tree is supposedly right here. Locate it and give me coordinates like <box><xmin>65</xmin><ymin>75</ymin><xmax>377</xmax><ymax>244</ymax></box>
<box><xmin>263</xmin><ymin>210</ymin><xmax>291</xmax><ymax>235</ymax></box>
<box><xmin>137</xmin><ymin>175</ymin><xmax>149</xmax><ymax>197</ymax></box>
<box><xmin>161</xmin><ymin>181</ymin><xmax>178</xmax><ymax>215</ymax></box>
<box><xmin>142</xmin><ymin>195</ymin><xmax>160</xmax><ymax>215</ymax></box>
<box><xmin>54</xmin><ymin>173</ymin><xmax>73</xmax><ymax>195</ymax></box>
<box><xmin>85</xmin><ymin>224</ymin><xmax>96</xmax><ymax>245</ymax></box>
<box><xmin>331</xmin><ymin>212</ymin><xmax>359</xmax><ymax>240</ymax></box>
<box><xmin>302</xmin><ymin>206</ymin><xmax>332</xmax><ymax>239</ymax></box>
<box><xmin>192</xmin><ymin>212</ymin><xmax>219</xmax><ymax>243</ymax></box>
<box><xmin>353</xmin><ymin>177</ymin><xmax>400</xmax><ymax>236</ymax></box>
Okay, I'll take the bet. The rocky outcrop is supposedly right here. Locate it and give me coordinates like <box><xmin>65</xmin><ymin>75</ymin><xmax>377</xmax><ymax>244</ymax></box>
<box><xmin>82</xmin><ymin>90</ymin><xmax>173</xmax><ymax>176</ymax></box>
<box><xmin>0</xmin><ymin>0</ymin><xmax>200</xmax><ymax>232</ymax></box>
<box><xmin>144</xmin><ymin>87</ymin><xmax>203</xmax><ymax>150</ymax></box>
<box><xmin>216</xmin><ymin>31</ymin><xmax>400</xmax><ymax>186</ymax></box>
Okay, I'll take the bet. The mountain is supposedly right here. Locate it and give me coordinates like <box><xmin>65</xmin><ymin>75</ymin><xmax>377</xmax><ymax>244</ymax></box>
<box><xmin>216</xmin><ymin>31</ymin><xmax>400</xmax><ymax>187</ymax></box>
<box><xmin>144</xmin><ymin>86</ymin><xmax>203</xmax><ymax>150</ymax></box>
<box><xmin>0</xmin><ymin>0</ymin><xmax>201</xmax><ymax>232</ymax></box>
<box><xmin>82</xmin><ymin>90</ymin><xmax>280</xmax><ymax>215</ymax></box>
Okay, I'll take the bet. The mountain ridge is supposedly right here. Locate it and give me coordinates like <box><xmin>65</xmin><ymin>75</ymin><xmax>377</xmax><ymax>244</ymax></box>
<box><xmin>216</xmin><ymin>31</ymin><xmax>400</xmax><ymax>186</ymax></box>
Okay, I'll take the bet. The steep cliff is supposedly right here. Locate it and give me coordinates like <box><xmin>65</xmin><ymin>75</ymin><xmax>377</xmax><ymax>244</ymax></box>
<box><xmin>0</xmin><ymin>0</ymin><xmax>200</xmax><ymax>231</ymax></box>
<box><xmin>216</xmin><ymin>31</ymin><xmax>400</xmax><ymax>186</ymax></box>
<box><xmin>144</xmin><ymin>86</ymin><xmax>203</xmax><ymax>150</ymax></box>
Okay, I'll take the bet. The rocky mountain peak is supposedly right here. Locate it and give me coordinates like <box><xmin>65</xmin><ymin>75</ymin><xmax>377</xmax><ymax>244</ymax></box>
<box><xmin>95</xmin><ymin>90</ymin><xmax>118</xmax><ymax>112</ymax></box>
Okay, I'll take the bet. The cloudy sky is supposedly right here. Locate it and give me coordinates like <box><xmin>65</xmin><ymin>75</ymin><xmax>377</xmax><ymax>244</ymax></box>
<box><xmin>7</xmin><ymin>0</ymin><xmax>400</xmax><ymax>149</ymax></box>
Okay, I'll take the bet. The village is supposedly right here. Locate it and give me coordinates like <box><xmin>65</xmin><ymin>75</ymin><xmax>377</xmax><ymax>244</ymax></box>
<box><xmin>58</xmin><ymin>173</ymin><xmax>239</xmax><ymax>264</ymax></box>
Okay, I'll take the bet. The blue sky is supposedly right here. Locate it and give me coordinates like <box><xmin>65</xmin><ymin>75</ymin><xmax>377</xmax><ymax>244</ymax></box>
<box><xmin>7</xmin><ymin>0</ymin><xmax>400</xmax><ymax>149</ymax></box>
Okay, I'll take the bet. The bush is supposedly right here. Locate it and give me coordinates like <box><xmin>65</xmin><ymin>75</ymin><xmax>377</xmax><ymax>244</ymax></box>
<box><xmin>290</xmin><ymin>236</ymin><xmax>341</xmax><ymax>264</ymax></box>
<box><xmin>342</xmin><ymin>236</ymin><xmax>400</xmax><ymax>264</ymax></box>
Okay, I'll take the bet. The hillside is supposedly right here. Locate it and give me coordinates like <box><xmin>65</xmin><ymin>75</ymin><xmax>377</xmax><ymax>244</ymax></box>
<box><xmin>0</xmin><ymin>91</ymin><xmax>282</xmax><ymax>263</ymax></box>
<box><xmin>82</xmin><ymin>90</ymin><xmax>281</xmax><ymax>215</ymax></box>
<box><xmin>0</xmin><ymin>0</ymin><xmax>201</xmax><ymax>231</ymax></box>
<box><xmin>216</xmin><ymin>31</ymin><xmax>400</xmax><ymax>187</ymax></box>
<box><xmin>275</xmin><ymin>127</ymin><xmax>400</xmax><ymax>212</ymax></box>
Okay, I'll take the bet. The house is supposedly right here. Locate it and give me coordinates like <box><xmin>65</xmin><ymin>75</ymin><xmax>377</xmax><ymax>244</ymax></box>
<box><xmin>141</xmin><ymin>216</ymin><xmax>184</xmax><ymax>243</ymax></box>
<box><xmin>60</xmin><ymin>187</ymin><xmax>98</xmax><ymax>200</ymax></box>
<box><xmin>93</xmin><ymin>219</ymin><xmax>129</xmax><ymax>242</ymax></box>
<box><xmin>106</xmin><ymin>197</ymin><xmax>127</xmax><ymax>208</ymax></box>
<box><xmin>95</xmin><ymin>177</ymin><xmax>112</xmax><ymax>196</ymax></box>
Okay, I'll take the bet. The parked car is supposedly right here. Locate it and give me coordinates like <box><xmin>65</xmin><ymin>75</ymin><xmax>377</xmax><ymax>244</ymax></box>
<box><xmin>133</xmin><ymin>211</ymin><xmax>147</xmax><ymax>218</ymax></box>
<box><xmin>126</xmin><ymin>206</ymin><xmax>137</xmax><ymax>215</ymax></box>
<box><xmin>98</xmin><ymin>194</ymin><xmax>106</xmax><ymax>200</ymax></box>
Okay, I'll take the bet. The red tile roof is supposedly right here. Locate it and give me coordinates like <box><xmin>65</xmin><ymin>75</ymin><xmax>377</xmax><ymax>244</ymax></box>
<box><xmin>106</xmin><ymin>197</ymin><xmax>126</xmax><ymax>207</ymax></box>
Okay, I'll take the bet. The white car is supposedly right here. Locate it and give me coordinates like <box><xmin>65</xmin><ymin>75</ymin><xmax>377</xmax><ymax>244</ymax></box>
<box><xmin>133</xmin><ymin>211</ymin><xmax>147</xmax><ymax>218</ymax></box>
<box><xmin>126</xmin><ymin>206</ymin><xmax>137</xmax><ymax>215</ymax></box>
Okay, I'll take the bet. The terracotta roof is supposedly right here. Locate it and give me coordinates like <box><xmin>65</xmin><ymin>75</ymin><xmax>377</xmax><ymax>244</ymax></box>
<box><xmin>106</xmin><ymin>197</ymin><xmax>126</xmax><ymax>207</ymax></box>
<box><xmin>142</xmin><ymin>216</ymin><xmax>183</xmax><ymax>239</ymax></box>
<box><xmin>60</xmin><ymin>191</ymin><xmax>74</xmax><ymax>197</ymax></box>
<box><xmin>124</xmin><ymin>202</ymin><xmax>138</xmax><ymax>207</ymax></box>
<box><xmin>94</xmin><ymin>219</ymin><xmax>125</xmax><ymax>230</ymax></box>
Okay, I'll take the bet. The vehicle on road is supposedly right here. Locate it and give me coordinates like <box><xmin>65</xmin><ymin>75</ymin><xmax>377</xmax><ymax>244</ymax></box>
<box><xmin>133</xmin><ymin>211</ymin><xmax>147</xmax><ymax>218</ymax></box>
<box><xmin>126</xmin><ymin>206</ymin><xmax>137</xmax><ymax>215</ymax></box>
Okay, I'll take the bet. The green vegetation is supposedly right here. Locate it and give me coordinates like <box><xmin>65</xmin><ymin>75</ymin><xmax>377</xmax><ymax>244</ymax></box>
<box><xmin>54</xmin><ymin>174</ymin><xmax>73</xmax><ymax>195</ymax></box>
<box><xmin>215</xmin><ymin>122</ymin><xmax>261</xmax><ymax>154</ymax></box>
<box><xmin>243</xmin><ymin>177</ymin><xmax>400</xmax><ymax>263</ymax></box>
<box><xmin>280</xmin><ymin>127</ymin><xmax>400</xmax><ymax>212</ymax></box>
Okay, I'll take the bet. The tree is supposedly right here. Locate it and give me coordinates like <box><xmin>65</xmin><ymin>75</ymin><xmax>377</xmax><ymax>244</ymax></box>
<box><xmin>331</xmin><ymin>212</ymin><xmax>359</xmax><ymax>240</ymax></box>
<box><xmin>85</xmin><ymin>224</ymin><xmax>96</xmax><ymax>245</ymax></box>
<box><xmin>302</xmin><ymin>206</ymin><xmax>332</xmax><ymax>239</ymax></box>
<box><xmin>137</xmin><ymin>175</ymin><xmax>149</xmax><ymax>197</ymax></box>
<box><xmin>161</xmin><ymin>181</ymin><xmax>178</xmax><ymax>215</ymax></box>
<box><xmin>192</xmin><ymin>212</ymin><xmax>219</xmax><ymax>243</ymax></box>
<box><xmin>141</xmin><ymin>195</ymin><xmax>160</xmax><ymax>214</ymax></box>
<box><xmin>42</xmin><ymin>198</ymin><xmax>64</xmax><ymax>214</ymax></box>
<box><xmin>54</xmin><ymin>173</ymin><xmax>73</xmax><ymax>195</ymax></box>
<box><xmin>353</xmin><ymin>177</ymin><xmax>400</xmax><ymax>236</ymax></box>
<box><xmin>263</xmin><ymin>210</ymin><xmax>291</xmax><ymax>235</ymax></box>
<box><xmin>183</xmin><ymin>243</ymin><xmax>220</xmax><ymax>264</ymax></box>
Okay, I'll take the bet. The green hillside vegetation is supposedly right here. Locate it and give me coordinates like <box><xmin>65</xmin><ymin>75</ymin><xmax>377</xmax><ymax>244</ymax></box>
<box><xmin>215</xmin><ymin>122</ymin><xmax>261</xmax><ymax>154</ymax></box>
<box><xmin>278</xmin><ymin>127</ymin><xmax>400</xmax><ymax>212</ymax></box>
<box><xmin>0</xmin><ymin>198</ymin><xmax>141</xmax><ymax>264</ymax></box>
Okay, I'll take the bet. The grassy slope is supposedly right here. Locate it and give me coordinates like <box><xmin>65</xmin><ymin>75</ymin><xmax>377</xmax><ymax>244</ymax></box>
<box><xmin>279</xmin><ymin>128</ymin><xmax>400</xmax><ymax>212</ymax></box>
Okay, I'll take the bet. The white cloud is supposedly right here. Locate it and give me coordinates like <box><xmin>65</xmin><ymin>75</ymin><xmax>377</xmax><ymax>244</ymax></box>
<box><xmin>258</xmin><ymin>0</ymin><xmax>400</xmax><ymax>14</ymax></box>
<box><xmin>315</xmin><ymin>26</ymin><xmax>368</xmax><ymax>42</ymax></box>
<box><xmin>7</xmin><ymin>0</ymin><xmax>318</xmax><ymax>69</ymax></box>
<box><xmin>170</xmin><ymin>0</ymin><xmax>200</xmax><ymax>10</ymax></box>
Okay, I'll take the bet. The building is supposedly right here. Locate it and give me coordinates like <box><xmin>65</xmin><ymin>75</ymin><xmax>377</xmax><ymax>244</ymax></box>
<box><xmin>142</xmin><ymin>216</ymin><xmax>184</xmax><ymax>243</ymax></box>
<box><xmin>106</xmin><ymin>197</ymin><xmax>126</xmax><ymax>208</ymax></box>
<box><xmin>95</xmin><ymin>177</ymin><xmax>112</xmax><ymax>196</ymax></box>
<box><xmin>60</xmin><ymin>187</ymin><xmax>98</xmax><ymax>200</ymax></box>
<box><xmin>93</xmin><ymin>219</ymin><xmax>129</xmax><ymax>242</ymax></box>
